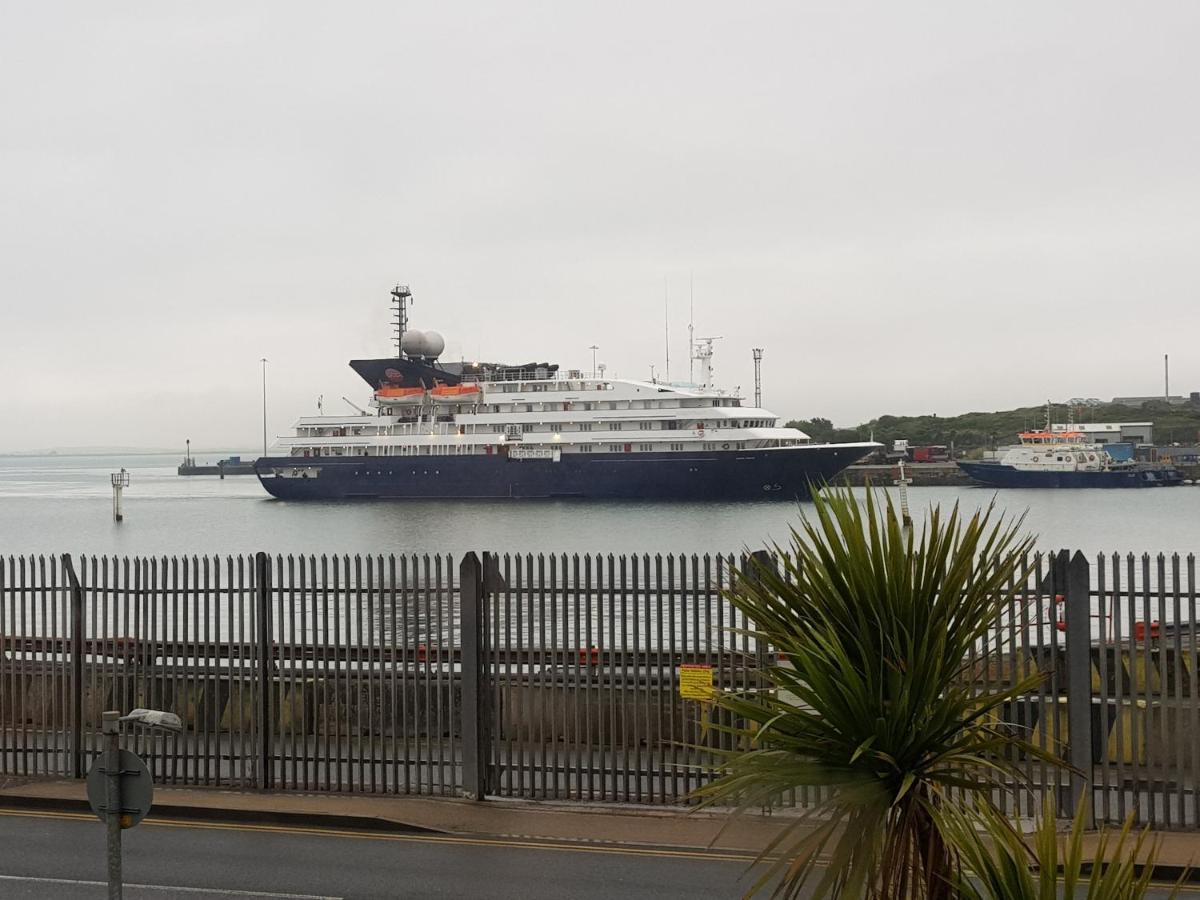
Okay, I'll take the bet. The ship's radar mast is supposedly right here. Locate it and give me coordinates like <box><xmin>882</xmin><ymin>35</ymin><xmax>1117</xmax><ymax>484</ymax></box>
<box><xmin>692</xmin><ymin>337</ymin><xmax>722</xmax><ymax>390</ymax></box>
<box><xmin>391</xmin><ymin>284</ymin><xmax>412</xmax><ymax>357</ymax></box>
<box><xmin>752</xmin><ymin>348</ymin><xmax>764</xmax><ymax>407</ymax></box>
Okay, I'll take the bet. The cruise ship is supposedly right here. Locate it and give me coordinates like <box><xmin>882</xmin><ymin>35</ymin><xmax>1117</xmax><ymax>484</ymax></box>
<box><xmin>254</xmin><ymin>285</ymin><xmax>879</xmax><ymax>501</ymax></box>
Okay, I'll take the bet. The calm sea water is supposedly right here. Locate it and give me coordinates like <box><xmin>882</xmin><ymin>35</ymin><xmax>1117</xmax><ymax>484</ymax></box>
<box><xmin>1</xmin><ymin>452</ymin><xmax>1198</xmax><ymax>558</ymax></box>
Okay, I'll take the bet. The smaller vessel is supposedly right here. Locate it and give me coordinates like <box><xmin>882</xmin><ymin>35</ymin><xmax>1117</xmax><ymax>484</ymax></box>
<box><xmin>958</xmin><ymin>428</ymin><xmax>1182</xmax><ymax>489</ymax></box>
<box><xmin>178</xmin><ymin>441</ymin><xmax>256</xmax><ymax>477</ymax></box>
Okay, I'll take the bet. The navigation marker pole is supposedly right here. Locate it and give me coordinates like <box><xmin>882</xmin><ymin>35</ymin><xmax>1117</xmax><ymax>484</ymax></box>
<box><xmin>111</xmin><ymin>469</ymin><xmax>129</xmax><ymax>523</ymax></box>
<box><xmin>894</xmin><ymin>459</ymin><xmax>913</xmax><ymax>541</ymax></box>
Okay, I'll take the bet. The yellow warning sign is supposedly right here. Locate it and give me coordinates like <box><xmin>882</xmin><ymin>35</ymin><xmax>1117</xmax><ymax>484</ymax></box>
<box><xmin>679</xmin><ymin>664</ymin><xmax>714</xmax><ymax>700</ymax></box>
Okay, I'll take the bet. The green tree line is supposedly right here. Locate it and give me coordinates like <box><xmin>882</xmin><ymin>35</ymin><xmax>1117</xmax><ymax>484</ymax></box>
<box><xmin>789</xmin><ymin>400</ymin><xmax>1200</xmax><ymax>450</ymax></box>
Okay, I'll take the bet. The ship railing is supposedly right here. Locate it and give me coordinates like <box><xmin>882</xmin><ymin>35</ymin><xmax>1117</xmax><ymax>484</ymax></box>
<box><xmin>460</xmin><ymin>366</ymin><xmax>561</xmax><ymax>385</ymax></box>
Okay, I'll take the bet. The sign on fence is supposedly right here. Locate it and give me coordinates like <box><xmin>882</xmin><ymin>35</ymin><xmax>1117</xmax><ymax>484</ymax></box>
<box><xmin>679</xmin><ymin>663</ymin><xmax>714</xmax><ymax>700</ymax></box>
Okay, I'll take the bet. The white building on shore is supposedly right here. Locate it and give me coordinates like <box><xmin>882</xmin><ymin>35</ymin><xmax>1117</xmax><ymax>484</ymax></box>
<box><xmin>1051</xmin><ymin>422</ymin><xmax>1154</xmax><ymax>445</ymax></box>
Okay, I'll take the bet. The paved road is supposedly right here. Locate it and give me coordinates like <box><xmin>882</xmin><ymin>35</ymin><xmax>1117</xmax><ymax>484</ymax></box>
<box><xmin>0</xmin><ymin>808</ymin><xmax>1195</xmax><ymax>899</ymax></box>
<box><xmin>0</xmin><ymin>808</ymin><xmax>761</xmax><ymax>899</ymax></box>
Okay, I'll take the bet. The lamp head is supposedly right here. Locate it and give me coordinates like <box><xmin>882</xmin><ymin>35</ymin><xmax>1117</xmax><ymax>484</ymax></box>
<box><xmin>120</xmin><ymin>708</ymin><xmax>183</xmax><ymax>732</ymax></box>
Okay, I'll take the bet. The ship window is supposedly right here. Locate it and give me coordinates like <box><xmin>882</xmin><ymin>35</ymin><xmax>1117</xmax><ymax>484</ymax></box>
<box><xmin>608</xmin><ymin>422</ymin><xmax>622</xmax><ymax>431</ymax></box>
<box><xmin>671</xmin><ymin>442</ymin><xmax>684</xmax><ymax>451</ymax></box>
<box><xmin>665</xmin><ymin>420</ymin><xmax>679</xmax><ymax>430</ymax></box>
<box><xmin>639</xmin><ymin>422</ymin><xmax>653</xmax><ymax>431</ymax></box>
<box><xmin>521</xmin><ymin>423</ymin><xmax>533</xmax><ymax>433</ymax></box>
<box><xmin>578</xmin><ymin>423</ymin><xmax>593</xmax><ymax>432</ymax></box>
<box><xmin>608</xmin><ymin>444</ymin><xmax>623</xmax><ymax>453</ymax></box>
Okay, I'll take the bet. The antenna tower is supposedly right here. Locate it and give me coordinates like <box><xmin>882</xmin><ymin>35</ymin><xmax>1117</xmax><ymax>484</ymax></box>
<box><xmin>688</xmin><ymin>273</ymin><xmax>694</xmax><ymax>383</ymax></box>
<box><xmin>752</xmin><ymin>348</ymin><xmax>764</xmax><ymax>407</ymax></box>
<box><xmin>664</xmin><ymin>278</ymin><xmax>670</xmax><ymax>382</ymax></box>
<box><xmin>391</xmin><ymin>284</ymin><xmax>413</xmax><ymax>357</ymax></box>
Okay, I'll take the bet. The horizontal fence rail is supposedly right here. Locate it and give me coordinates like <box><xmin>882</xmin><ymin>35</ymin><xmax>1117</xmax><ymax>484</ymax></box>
<box><xmin>1</xmin><ymin>550</ymin><xmax>1198</xmax><ymax>828</ymax></box>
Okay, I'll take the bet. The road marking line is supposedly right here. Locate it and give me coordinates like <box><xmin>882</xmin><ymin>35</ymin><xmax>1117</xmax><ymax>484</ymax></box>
<box><xmin>0</xmin><ymin>807</ymin><xmax>756</xmax><ymax>863</ymax></box>
<box><xmin>0</xmin><ymin>873</ymin><xmax>340</xmax><ymax>899</ymax></box>
<box><xmin>5</xmin><ymin>807</ymin><xmax>1195</xmax><ymax>894</ymax></box>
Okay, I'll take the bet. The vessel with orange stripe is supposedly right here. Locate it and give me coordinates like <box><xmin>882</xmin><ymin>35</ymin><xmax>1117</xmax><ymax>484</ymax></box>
<box><xmin>254</xmin><ymin>283</ymin><xmax>879</xmax><ymax>500</ymax></box>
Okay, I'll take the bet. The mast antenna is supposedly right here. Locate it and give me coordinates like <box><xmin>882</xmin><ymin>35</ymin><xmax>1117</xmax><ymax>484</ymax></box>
<box><xmin>688</xmin><ymin>272</ymin><xmax>694</xmax><ymax>384</ymax></box>
<box><xmin>752</xmin><ymin>348</ymin><xmax>764</xmax><ymax>408</ymax></box>
<box><xmin>391</xmin><ymin>284</ymin><xmax>412</xmax><ymax>357</ymax></box>
<box><xmin>664</xmin><ymin>277</ymin><xmax>670</xmax><ymax>382</ymax></box>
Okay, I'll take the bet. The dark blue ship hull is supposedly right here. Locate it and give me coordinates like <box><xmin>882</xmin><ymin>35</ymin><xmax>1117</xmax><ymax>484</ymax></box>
<box><xmin>957</xmin><ymin>461</ymin><xmax>1183</xmax><ymax>489</ymax></box>
<box><xmin>255</xmin><ymin>444</ymin><xmax>877</xmax><ymax>501</ymax></box>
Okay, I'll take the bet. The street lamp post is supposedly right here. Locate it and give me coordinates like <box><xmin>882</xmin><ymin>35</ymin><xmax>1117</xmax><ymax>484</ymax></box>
<box><xmin>260</xmin><ymin>358</ymin><xmax>269</xmax><ymax>458</ymax></box>
<box><xmin>95</xmin><ymin>708</ymin><xmax>183</xmax><ymax>899</ymax></box>
<box><xmin>103</xmin><ymin>711</ymin><xmax>122</xmax><ymax>898</ymax></box>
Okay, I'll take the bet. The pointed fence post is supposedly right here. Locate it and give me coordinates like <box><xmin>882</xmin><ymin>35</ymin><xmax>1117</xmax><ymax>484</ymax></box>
<box><xmin>459</xmin><ymin>553</ymin><xmax>489</xmax><ymax>800</ymax></box>
<box><xmin>747</xmin><ymin>549</ymin><xmax>776</xmax><ymax>671</ymax></box>
<box><xmin>255</xmin><ymin>552</ymin><xmax>275</xmax><ymax>790</ymax></box>
<box><xmin>62</xmin><ymin>554</ymin><xmax>86</xmax><ymax>779</ymax></box>
<box><xmin>1062</xmin><ymin>549</ymin><xmax>1095</xmax><ymax>825</ymax></box>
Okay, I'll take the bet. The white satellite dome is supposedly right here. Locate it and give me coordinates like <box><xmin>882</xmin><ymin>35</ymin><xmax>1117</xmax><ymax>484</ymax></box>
<box><xmin>422</xmin><ymin>330</ymin><xmax>445</xmax><ymax>359</ymax></box>
<box><xmin>400</xmin><ymin>330</ymin><xmax>426</xmax><ymax>357</ymax></box>
<box><xmin>400</xmin><ymin>329</ymin><xmax>445</xmax><ymax>359</ymax></box>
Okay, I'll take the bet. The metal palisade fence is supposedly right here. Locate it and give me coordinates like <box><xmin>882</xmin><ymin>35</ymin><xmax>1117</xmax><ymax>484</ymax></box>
<box><xmin>0</xmin><ymin>549</ymin><xmax>1197</xmax><ymax>828</ymax></box>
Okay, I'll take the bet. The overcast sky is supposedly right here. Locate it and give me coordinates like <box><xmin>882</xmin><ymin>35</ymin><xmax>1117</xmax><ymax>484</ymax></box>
<box><xmin>2</xmin><ymin>2</ymin><xmax>1198</xmax><ymax>451</ymax></box>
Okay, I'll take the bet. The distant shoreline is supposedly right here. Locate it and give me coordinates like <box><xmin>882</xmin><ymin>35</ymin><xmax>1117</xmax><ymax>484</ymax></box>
<box><xmin>0</xmin><ymin>448</ymin><xmax>257</xmax><ymax>459</ymax></box>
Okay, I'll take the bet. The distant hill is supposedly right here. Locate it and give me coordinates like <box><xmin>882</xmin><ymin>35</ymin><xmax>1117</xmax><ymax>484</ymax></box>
<box><xmin>788</xmin><ymin>400</ymin><xmax>1200</xmax><ymax>450</ymax></box>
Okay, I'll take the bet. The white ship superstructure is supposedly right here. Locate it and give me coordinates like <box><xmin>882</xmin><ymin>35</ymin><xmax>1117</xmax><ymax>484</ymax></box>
<box><xmin>255</xmin><ymin>284</ymin><xmax>879</xmax><ymax>500</ymax></box>
<box><xmin>276</xmin><ymin>372</ymin><xmax>812</xmax><ymax>464</ymax></box>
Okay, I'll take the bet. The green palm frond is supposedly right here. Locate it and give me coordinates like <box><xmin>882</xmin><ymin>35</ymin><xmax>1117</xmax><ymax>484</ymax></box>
<box><xmin>949</xmin><ymin>796</ymin><xmax>1186</xmax><ymax>899</ymax></box>
<box><xmin>693</xmin><ymin>485</ymin><xmax>1050</xmax><ymax>899</ymax></box>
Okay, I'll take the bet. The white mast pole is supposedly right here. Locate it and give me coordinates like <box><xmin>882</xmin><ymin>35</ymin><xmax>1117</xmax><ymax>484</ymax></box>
<box><xmin>688</xmin><ymin>272</ymin><xmax>694</xmax><ymax>384</ymax></box>
<box><xmin>261</xmin><ymin>358</ymin><xmax>269</xmax><ymax>457</ymax></box>
<box><xmin>664</xmin><ymin>277</ymin><xmax>670</xmax><ymax>382</ymax></box>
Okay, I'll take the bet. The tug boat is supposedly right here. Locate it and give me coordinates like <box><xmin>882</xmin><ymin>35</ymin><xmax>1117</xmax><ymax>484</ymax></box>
<box><xmin>957</xmin><ymin>428</ymin><xmax>1182</xmax><ymax>488</ymax></box>
<box><xmin>253</xmin><ymin>284</ymin><xmax>879</xmax><ymax>501</ymax></box>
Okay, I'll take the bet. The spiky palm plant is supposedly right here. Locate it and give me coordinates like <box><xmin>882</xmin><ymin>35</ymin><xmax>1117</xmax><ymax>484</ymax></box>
<box><xmin>694</xmin><ymin>486</ymin><xmax>1056</xmax><ymax>899</ymax></box>
<box><xmin>948</xmin><ymin>797</ymin><xmax>1183</xmax><ymax>900</ymax></box>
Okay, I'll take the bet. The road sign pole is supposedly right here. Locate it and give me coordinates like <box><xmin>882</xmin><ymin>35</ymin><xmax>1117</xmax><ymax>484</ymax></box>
<box><xmin>103</xmin><ymin>710</ymin><xmax>122</xmax><ymax>899</ymax></box>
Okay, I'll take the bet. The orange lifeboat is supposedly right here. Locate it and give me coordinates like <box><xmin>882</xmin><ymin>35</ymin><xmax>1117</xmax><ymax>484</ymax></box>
<box><xmin>431</xmin><ymin>384</ymin><xmax>481</xmax><ymax>398</ymax></box>
<box><xmin>375</xmin><ymin>386</ymin><xmax>425</xmax><ymax>398</ymax></box>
